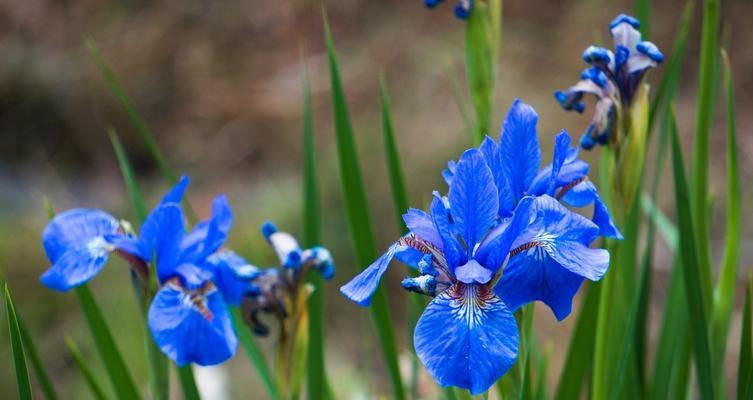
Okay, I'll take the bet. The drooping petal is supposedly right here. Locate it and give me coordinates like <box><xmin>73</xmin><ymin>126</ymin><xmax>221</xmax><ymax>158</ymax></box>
<box><xmin>414</xmin><ymin>283</ymin><xmax>519</xmax><ymax>395</ymax></box>
<box><xmin>495</xmin><ymin>247</ymin><xmax>584</xmax><ymax>321</ymax></box>
<box><xmin>340</xmin><ymin>242</ymin><xmax>405</xmax><ymax>306</ymax></box>
<box><xmin>40</xmin><ymin>209</ymin><xmax>120</xmax><ymax>291</ymax></box>
<box><xmin>403</xmin><ymin>208</ymin><xmax>443</xmax><ymax>250</ymax></box>
<box><xmin>560</xmin><ymin>181</ymin><xmax>622</xmax><ymax>239</ymax></box>
<box><xmin>448</xmin><ymin>148</ymin><xmax>499</xmax><ymax>252</ymax></box>
<box><xmin>148</xmin><ymin>282</ymin><xmax>237</xmax><ymax>367</ymax></box>
<box><xmin>499</xmin><ymin>99</ymin><xmax>541</xmax><ymax>201</ymax></box>
<box><xmin>42</xmin><ymin>209</ymin><xmax>119</xmax><ymax>263</ymax></box>
<box><xmin>513</xmin><ymin>196</ymin><xmax>609</xmax><ymax>282</ymax></box>
<box><xmin>205</xmin><ymin>250</ymin><xmax>259</xmax><ymax>306</ymax></box>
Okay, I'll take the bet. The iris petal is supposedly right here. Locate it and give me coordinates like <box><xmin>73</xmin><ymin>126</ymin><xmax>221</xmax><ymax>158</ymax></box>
<box><xmin>340</xmin><ymin>242</ymin><xmax>405</xmax><ymax>306</ymax></box>
<box><xmin>205</xmin><ymin>250</ymin><xmax>259</xmax><ymax>306</ymax></box>
<box><xmin>403</xmin><ymin>208</ymin><xmax>443</xmax><ymax>250</ymax></box>
<box><xmin>140</xmin><ymin>204</ymin><xmax>187</xmax><ymax>283</ymax></box>
<box><xmin>448</xmin><ymin>148</ymin><xmax>499</xmax><ymax>252</ymax></box>
<box><xmin>496</xmin><ymin>247</ymin><xmax>584</xmax><ymax>320</ymax></box>
<box><xmin>475</xmin><ymin>197</ymin><xmax>534</xmax><ymax>274</ymax></box>
<box><xmin>160</xmin><ymin>175</ymin><xmax>190</xmax><ymax>206</ymax></box>
<box><xmin>480</xmin><ymin>136</ymin><xmax>515</xmax><ymax>217</ymax></box>
<box><xmin>499</xmin><ymin>99</ymin><xmax>541</xmax><ymax>202</ymax></box>
<box><xmin>148</xmin><ymin>282</ymin><xmax>237</xmax><ymax>367</ymax></box>
<box><xmin>560</xmin><ymin>181</ymin><xmax>622</xmax><ymax>239</ymax></box>
<box><xmin>414</xmin><ymin>283</ymin><xmax>518</xmax><ymax>395</ymax></box>
<box><xmin>40</xmin><ymin>238</ymin><xmax>112</xmax><ymax>291</ymax></box>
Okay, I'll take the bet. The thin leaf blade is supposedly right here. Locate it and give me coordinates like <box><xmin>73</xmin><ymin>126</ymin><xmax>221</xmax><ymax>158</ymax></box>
<box><xmin>65</xmin><ymin>337</ymin><xmax>109</xmax><ymax>400</ymax></box>
<box><xmin>5</xmin><ymin>284</ymin><xmax>33</xmax><ymax>400</ymax></box>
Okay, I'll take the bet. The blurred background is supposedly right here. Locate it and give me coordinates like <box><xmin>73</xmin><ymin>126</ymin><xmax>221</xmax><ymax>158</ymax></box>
<box><xmin>1</xmin><ymin>0</ymin><xmax>751</xmax><ymax>398</ymax></box>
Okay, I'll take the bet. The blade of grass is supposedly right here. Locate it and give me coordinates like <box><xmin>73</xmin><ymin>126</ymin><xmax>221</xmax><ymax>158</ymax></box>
<box><xmin>5</xmin><ymin>284</ymin><xmax>33</xmax><ymax>400</ymax></box>
<box><xmin>177</xmin><ymin>365</ymin><xmax>200</xmax><ymax>400</ymax></box>
<box><xmin>710</xmin><ymin>48</ymin><xmax>741</xmax><ymax>368</ymax></box>
<box><xmin>554</xmin><ymin>282</ymin><xmax>600</xmax><ymax>400</ymax></box>
<box><xmin>231</xmin><ymin>307</ymin><xmax>277</xmax><ymax>399</ymax></box>
<box><xmin>690</xmin><ymin>0</ymin><xmax>720</xmax><ymax>316</ymax></box>
<box><xmin>670</xmin><ymin>108</ymin><xmax>714</xmax><ymax>399</ymax></box>
<box><xmin>324</xmin><ymin>15</ymin><xmax>405</xmax><ymax>400</ymax></box>
<box><xmin>75</xmin><ymin>285</ymin><xmax>140</xmax><ymax>400</ymax></box>
<box><xmin>738</xmin><ymin>277</ymin><xmax>752</xmax><ymax>399</ymax></box>
<box><xmin>86</xmin><ymin>39</ymin><xmax>177</xmax><ymax>183</ymax></box>
<box><xmin>648</xmin><ymin>0</ymin><xmax>694</xmax><ymax>133</ymax></box>
<box><xmin>301</xmin><ymin>49</ymin><xmax>330</xmax><ymax>400</ymax></box>
<box><xmin>635</xmin><ymin>0</ymin><xmax>651</xmax><ymax>37</ymax></box>
<box><xmin>109</xmin><ymin>128</ymin><xmax>170</xmax><ymax>400</ymax></box>
<box><xmin>465</xmin><ymin>2</ymin><xmax>494</xmax><ymax>145</ymax></box>
<box><xmin>66</xmin><ymin>337</ymin><xmax>109</xmax><ymax>400</ymax></box>
<box><xmin>17</xmin><ymin>314</ymin><xmax>58</xmax><ymax>399</ymax></box>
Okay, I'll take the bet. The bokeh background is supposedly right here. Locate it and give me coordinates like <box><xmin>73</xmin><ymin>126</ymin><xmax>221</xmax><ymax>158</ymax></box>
<box><xmin>1</xmin><ymin>0</ymin><xmax>751</xmax><ymax>398</ymax></box>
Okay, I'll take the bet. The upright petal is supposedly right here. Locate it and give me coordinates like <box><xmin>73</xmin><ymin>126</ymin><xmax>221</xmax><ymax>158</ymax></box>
<box><xmin>140</xmin><ymin>204</ymin><xmax>187</xmax><ymax>283</ymax></box>
<box><xmin>475</xmin><ymin>197</ymin><xmax>535</xmax><ymax>274</ymax></box>
<box><xmin>430</xmin><ymin>193</ymin><xmax>464</xmax><ymax>269</ymax></box>
<box><xmin>340</xmin><ymin>242</ymin><xmax>405</xmax><ymax>306</ymax></box>
<box><xmin>403</xmin><ymin>208</ymin><xmax>443</xmax><ymax>250</ymax></box>
<box><xmin>160</xmin><ymin>175</ymin><xmax>190</xmax><ymax>206</ymax></box>
<box><xmin>448</xmin><ymin>149</ymin><xmax>499</xmax><ymax>252</ymax></box>
<box><xmin>148</xmin><ymin>282</ymin><xmax>237</xmax><ymax>367</ymax></box>
<box><xmin>414</xmin><ymin>283</ymin><xmax>519</xmax><ymax>395</ymax></box>
<box><xmin>179</xmin><ymin>195</ymin><xmax>233</xmax><ymax>263</ymax></box>
<box><xmin>499</xmin><ymin>99</ymin><xmax>541</xmax><ymax>201</ymax></box>
<box><xmin>205</xmin><ymin>250</ymin><xmax>259</xmax><ymax>306</ymax></box>
<box><xmin>495</xmin><ymin>247</ymin><xmax>584</xmax><ymax>320</ymax></box>
<box><xmin>480</xmin><ymin>136</ymin><xmax>515</xmax><ymax>216</ymax></box>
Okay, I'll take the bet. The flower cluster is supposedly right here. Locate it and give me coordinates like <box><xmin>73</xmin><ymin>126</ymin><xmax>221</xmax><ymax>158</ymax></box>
<box><xmin>341</xmin><ymin>100</ymin><xmax>620</xmax><ymax>394</ymax></box>
<box><xmin>40</xmin><ymin>176</ymin><xmax>333</xmax><ymax>366</ymax></box>
<box><xmin>424</xmin><ymin>0</ymin><xmax>473</xmax><ymax>20</ymax></box>
<box><xmin>555</xmin><ymin>14</ymin><xmax>663</xmax><ymax>149</ymax></box>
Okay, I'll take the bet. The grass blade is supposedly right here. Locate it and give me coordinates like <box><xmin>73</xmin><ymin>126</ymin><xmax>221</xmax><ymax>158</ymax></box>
<box><xmin>465</xmin><ymin>2</ymin><xmax>494</xmax><ymax>145</ymax></box>
<box><xmin>17</xmin><ymin>314</ymin><xmax>59</xmax><ymax>399</ymax></box>
<box><xmin>5</xmin><ymin>284</ymin><xmax>33</xmax><ymax>400</ymax></box>
<box><xmin>738</xmin><ymin>277</ymin><xmax>752</xmax><ymax>399</ymax></box>
<box><xmin>554</xmin><ymin>282</ymin><xmax>600</xmax><ymax>400</ymax></box>
<box><xmin>635</xmin><ymin>0</ymin><xmax>651</xmax><ymax>37</ymax></box>
<box><xmin>324</xmin><ymin>15</ymin><xmax>405</xmax><ymax>400</ymax></box>
<box><xmin>669</xmin><ymin>108</ymin><xmax>714</xmax><ymax>399</ymax></box>
<box><xmin>65</xmin><ymin>337</ymin><xmax>109</xmax><ymax>400</ymax></box>
<box><xmin>86</xmin><ymin>39</ymin><xmax>177</xmax><ymax>183</ymax></box>
<box><xmin>301</xmin><ymin>50</ymin><xmax>330</xmax><ymax>400</ymax></box>
<box><xmin>75</xmin><ymin>285</ymin><xmax>140</xmax><ymax>400</ymax></box>
<box><xmin>710</xmin><ymin>48</ymin><xmax>741</xmax><ymax>368</ymax></box>
<box><xmin>690</xmin><ymin>0</ymin><xmax>720</xmax><ymax>315</ymax></box>
<box><xmin>648</xmin><ymin>257</ymin><xmax>684</xmax><ymax>399</ymax></box>
<box><xmin>177</xmin><ymin>365</ymin><xmax>200</xmax><ymax>400</ymax></box>
<box><xmin>109</xmin><ymin>128</ymin><xmax>148</xmax><ymax>222</ymax></box>
<box><xmin>231</xmin><ymin>308</ymin><xmax>277</xmax><ymax>399</ymax></box>
<box><xmin>648</xmin><ymin>0</ymin><xmax>694</xmax><ymax>133</ymax></box>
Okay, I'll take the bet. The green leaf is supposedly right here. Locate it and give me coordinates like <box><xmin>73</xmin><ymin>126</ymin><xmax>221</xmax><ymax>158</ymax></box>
<box><xmin>324</xmin><ymin>15</ymin><xmax>405</xmax><ymax>400</ymax></box>
<box><xmin>465</xmin><ymin>2</ymin><xmax>495</xmax><ymax>145</ymax></box>
<box><xmin>75</xmin><ymin>285</ymin><xmax>140</xmax><ymax>400</ymax></box>
<box><xmin>669</xmin><ymin>108</ymin><xmax>715</xmax><ymax>399</ymax></box>
<box><xmin>555</xmin><ymin>282</ymin><xmax>600</xmax><ymax>400</ymax></box>
<box><xmin>690</xmin><ymin>0</ymin><xmax>721</xmax><ymax>317</ymax></box>
<box><xmin>534</xmin><ymin>343</ymin><xmax>551</xmax><ymax>400</ymax></box>
<box><xmin>301</xmin><ymin>50</ymin><xmax>329</xmax><ymax>400</ymax></box>
<box><xmin>647</xmin><ymin>0</ymin><xmax>694</xmax><ymax>133</ymax></box>
<box><xmin>5</xmin><ymin>284</ymin><xmax>33</xmax><ymax>400</ymax></box>
<box><xmin>443</xmin><ymin>60</ymin><xmax>475</xmax><ymax>139</ymax></box>
<box><xmin>232</xmin><ymin>307</ymin><xmax>277</xmax><ymax>399</ymax></box>
<box><xmin>634</xmin><ymin>0</ymin><xmax>651</xmax><ymax>37</ymax></box>
<box><xmin>86</xmin><ymin>39</ymin><xmax>177</xmax><ymax>183</ymax></box>
<box><xmin>109</xmin><ymin>128</ymin><xmax>170</xmax><ymax>400</ymax></box>
<box><xmin>65</xmin><ymin>337</ymin><xmax>109</xmax><ymax>400</ymax></box>
<box><xmin>738</xmin><ymin>277</ymin><xmax>752</xmax><ymax>400</ymax></box>
<box><xmin>640</xmin><ymin>193</ymin><xmax>678</xmax><ymax>250</ymax></box>
<box><xmin>177</xmin><ymin>365</ymin><xmax>200</xmax><ymax>400</ymax></box>
<box><xmin>710</xmin><ymin>48</ymin><xmax>741</xmax><ymax>369</ymax></box>
<box><xmin>17</xmin><ymin>314</ymin><xmax>59</xmax><ymax>399</ymax></box>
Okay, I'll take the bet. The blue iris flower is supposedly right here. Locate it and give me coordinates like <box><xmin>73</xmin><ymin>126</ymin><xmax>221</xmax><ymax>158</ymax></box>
<box><xmin>554</xmin><ymin>14</ymin><xmax>663</xmax><ymax>149</ymax></box>
<box><xmin>341</xmin><ymin>110</ymin><xmax>611</xmax><ymax>393</ymax></box>
<box><xmin>41</xmin><ymin>176</ymin><xmax>240</xmax><ymax>366</ymax></box>
<box><xmin>424</xmin><ymin>0</ymin><xmax>473</xmax><ymax>19</ymax></box>
<box><xmin>441</xmin><ymin>100</ymin><xmax>619</xmax><ymax>320</ymax></box>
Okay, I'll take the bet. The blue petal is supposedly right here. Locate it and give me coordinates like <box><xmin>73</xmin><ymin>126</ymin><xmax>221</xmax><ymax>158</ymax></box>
<box><xmin>160</xmin><ymin>175</ymin><xmax>190</xmax><ymax>206</ymax></box>
<box><xmin>455</xmin><ymin>259</ymin><xmax>492</xmax><ymax>284</ymax></box>
<box><xmin>442</xmin><ymin>160</ymin><xmax>457</xmax><ymax>186</ymax></box>
<box><xmin>480</xmin><ymin>136</ymin><xmax>515</xmax><ymax>217</ymax></box>
<box><xmin>180</xmin><ymin>196</ymin><xmax>233</xmax><ymax>263</ymax></box>
<box><xmin>516</xmin><ymin>196</ymin><xmax>609</xmax><ymax>281</ymax></box>
<box><xmin>403</xmin><ymin>208</ymin><xmax>443</xmax><ymax>250</ymax></box>
<box><xmin>42</xmin><ymin>209</ymin><xmax>119</xmax><ymax>263</ymax></box>
<box><xmin>548</xmin><ymin>131</ymin><xmax>572</xmax><ymax>195</ymax></box>
<box><xmin>560</xmin><ymin>181</ymin><xmax>622</xmax><ymax>239</ymax></box>
<box><xmin>430</xmin><ymin>193</ymin><xmax>465</xmax><ymax>269</ymax></box>
<box><xmin>340</xmin><ymin>242</ymin><xmax>404</xmax><ymax>306</ymax></box>
<box><xmin>414</xmin><ymin>283</ymin><xmax>518</xmax><ymax>395</ymax></box>
<box><xmin>448</xmin><ymin>148</ymin><xmax>499</xmax><ymax>252</ymax></box>
<box><xmin>499</xmin><ymin>99</ymin><xmax>541</xmax><ymax>201</ymax></box>
<box><xmin>140</xmin><ymin>204</ymin><xmax>187</xmax><ymax>283</ymax></box>
<box><xmin>475</xmin><ymin>197</ymin><xmax>535</xmax><ymax>274</ymax></box>
<box><xmin>205</xmin><ymin>250</ymin><xmax>258</xmax><ymax>306</ymax></box>
<box><xmin>395</xmin><ymin>247</ymin><xmax>426</xmax><ymax>269</ymax></box>
<box><xmin>261</xmin><ymin>222</ymin><xmax>302</xmax><ymax>269</ymax></box>
<box><xmin>40</xmin><ymin>237</ymin><xmax>112</xmax><ymax>291</ymax></box>
<box><xmin>496</xmin><ymin>247</ymin><xmax>584</xmax><ymax>320</ymax></box>
<box><xmin>148</xmin><ymin>283</ymin><xmax>237</xmax><ymax>367</ymax></box>
<box><xmin>303</xmin><ymin>247</ymin><xmax>336</xmax><ymax>280</ymax></box>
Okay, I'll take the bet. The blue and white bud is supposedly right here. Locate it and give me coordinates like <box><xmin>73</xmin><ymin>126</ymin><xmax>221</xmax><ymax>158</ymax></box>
<box><xmin>261</xmin><ymin>221</ymin><xmax>302</xmax><ymax>269</ymax></box>
<box><xmin>401</xmin><ymin>275</ymin><xmax>437</xmax><ymax>297</ymax></box>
